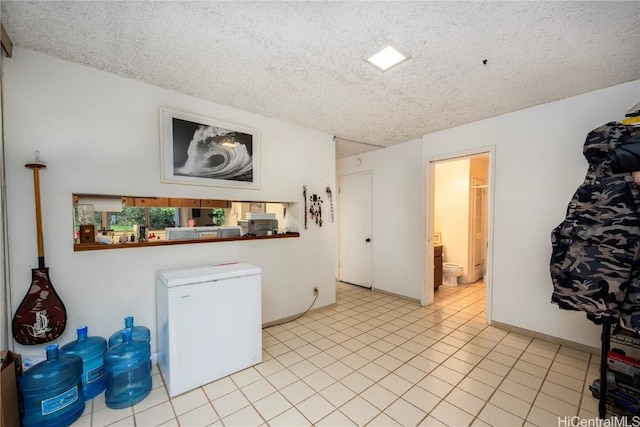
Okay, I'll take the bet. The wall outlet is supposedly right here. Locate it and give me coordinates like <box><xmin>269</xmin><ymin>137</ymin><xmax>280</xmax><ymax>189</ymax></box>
<box><xmin>313</xmin><ymin>287</ymin><xmax>318</xmax><ymax>296</ymax></box>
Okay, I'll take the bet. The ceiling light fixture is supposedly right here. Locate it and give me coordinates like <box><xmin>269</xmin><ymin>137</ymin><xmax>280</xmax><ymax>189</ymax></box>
<box><xmin>365</xmin><ymin>43</ymin><xmax>411</xmax><ymax>72</ymax></box>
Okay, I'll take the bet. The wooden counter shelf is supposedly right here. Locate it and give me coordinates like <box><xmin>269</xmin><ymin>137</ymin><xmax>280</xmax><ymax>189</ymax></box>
<box><xmin>74</xmin><ymin>232</ymin><xmax>300</xmax><ymax>251</ymax></box>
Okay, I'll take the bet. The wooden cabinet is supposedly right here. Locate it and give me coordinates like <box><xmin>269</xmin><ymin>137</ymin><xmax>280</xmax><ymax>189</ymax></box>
<box><xmin>121</xmin><ymin>197</ymin><xmax>231</xmax><ymax>209</ymax></box>
<box><xmin>122</xmin><ymin>197</ymin><xmax>135</xmax><ymax>207</ymax></box>
<box><xmin>434</xmin><ymin>245</ymin><xmax>443</xmax><ymax>290</ymax></box>
<box><xmin>132</xmin><ymin>197</ymin><xmax>169</xmax><ymax>207</ymax></box>
<box><xmin>201</xmin><ymin>199</ymin><xmax>231</xmax><ymax>208</ymax></box>
<box><xmin>170</xmin><ymin>198</ymin><xmax>201</xmax><ymax>208</ymax></box>
<box><xmin>123</xmin><ymin>197</ymin><xmax>169</xmax><ymax>207</ymax></box>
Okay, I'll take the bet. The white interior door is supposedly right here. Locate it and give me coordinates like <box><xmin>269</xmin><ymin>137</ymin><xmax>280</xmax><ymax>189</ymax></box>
<box><xmin>470</xmin><ymin>178</ymin><xmax>486</xmax><ymax>283</ymax></box>
<box><xmin>338</xmin><ymin>173</ymin><xmax>372</xmax><ymax>288</ymax></box>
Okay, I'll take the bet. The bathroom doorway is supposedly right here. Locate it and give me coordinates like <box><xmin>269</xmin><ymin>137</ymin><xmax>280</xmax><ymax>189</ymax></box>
<box><xmin>423</xmin><ymin>148</ymin><xmax>493</xmax><ymax>321</ymax></box>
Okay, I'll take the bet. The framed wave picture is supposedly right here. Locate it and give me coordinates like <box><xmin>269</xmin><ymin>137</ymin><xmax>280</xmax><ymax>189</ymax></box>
<box><xmin>160</xmin><ymin>108</ymin><xmax>260</xmax><ymax>189</ymax></box>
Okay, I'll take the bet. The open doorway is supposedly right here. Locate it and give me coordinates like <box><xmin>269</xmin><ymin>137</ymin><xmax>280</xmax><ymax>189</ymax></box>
<box><xmin>423</xmin><ymin>148</ymin><xmax>494</xmax><ymax>323</ymax></box>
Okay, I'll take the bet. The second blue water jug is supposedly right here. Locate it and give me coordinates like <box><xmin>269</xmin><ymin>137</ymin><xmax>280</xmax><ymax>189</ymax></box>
<box><xmin>108</xmin><ymin>315</ymin><xmax>150</xmax><ymax>347</ymax></box>
<box><xmin>60</xmin><ymin>326</ymin><xmax>107</xmax><ymax>400</ymax></box>
<box><xmin>20</xmin><ymin>344</ymin><xmax>85</xmax><ymax>427</ymax></box>
<box><xmin>104</xmin><ymin>328</ymin><xmax>152</xmax><ymax>409</ymax></box>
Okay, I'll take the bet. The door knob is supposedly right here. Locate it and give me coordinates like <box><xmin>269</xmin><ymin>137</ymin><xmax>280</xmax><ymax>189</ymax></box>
<box><xmin>365</xmin><ymin>238</ymin><xmax>371</xmax><ymax>242</ymax></box>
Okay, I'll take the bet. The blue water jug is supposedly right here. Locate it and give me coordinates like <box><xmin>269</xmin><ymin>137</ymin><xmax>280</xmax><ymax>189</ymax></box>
<box><xmin>60</xmin><ymin>326</ymin><xmax>107</xmax><ymax>400</ymax></box>
<box><xmin>20</xmin><ymin>344</ymin><xmax>85</xmax><ymax>427</ymax></box>
<box><xmin>104</xmin><ymin>328</ymin><xmax>152</xmax><ymax>409</ymax></box>
<box><xmin>108</xmin><ymin>316</ymin><xmax>150</xmax><ymax>347</ymax></box>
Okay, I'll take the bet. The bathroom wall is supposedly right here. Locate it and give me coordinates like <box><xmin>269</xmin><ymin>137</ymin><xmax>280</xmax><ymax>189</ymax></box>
<box><xmin>2</xmin><ymin>48</ymin><xmax>336</xmax><ymax>358</ymax></box>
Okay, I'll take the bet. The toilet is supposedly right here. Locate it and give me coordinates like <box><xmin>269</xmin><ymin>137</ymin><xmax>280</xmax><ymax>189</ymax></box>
<box><xmin>442</xmin><ymin>263</ymin><xmax>463</xmax><ymax>287</ymax></box>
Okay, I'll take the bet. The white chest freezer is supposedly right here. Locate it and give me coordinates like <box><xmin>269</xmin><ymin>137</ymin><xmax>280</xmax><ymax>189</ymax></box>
<box><xmin>156</xmin><ymin>262</ymin><xmax>262</xmax><ymax>397</ymax></box>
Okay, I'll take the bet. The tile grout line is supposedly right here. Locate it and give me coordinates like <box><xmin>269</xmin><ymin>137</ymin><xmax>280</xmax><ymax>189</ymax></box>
<box><xmin>275</xmin><ymin>282</ymin><xmax>472</xmax><ymax>425</ymax></box>
<box><xmin>89</xmin><ymin>281</ymin><xmax>597</xmax><ymax>427</ymax></box>
<box><xmin>512</xmin><ymin>336</ymin><xmax>563</xmax><ymax>427</ymax></box>
<box><xmin>420</xmin><ymin>305</ymin><xmax>521</xmax><ymax>425</ymax></box>
<box><xmin>346</xmin><ymin>283</ymin><xmax>490</xmax><ymax>426</ymax></box>
<box><xmin>344</xmin><ymin>283</ymin><xmax>487</xmax><ymax>426</ymax></box>
<box><xmin>274</xmin><ymin>283</ymin><xmax>483</xmax><ymax>425</ymax></box>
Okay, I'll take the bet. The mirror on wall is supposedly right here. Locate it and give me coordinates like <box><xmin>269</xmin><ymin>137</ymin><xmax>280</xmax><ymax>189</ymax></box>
<box><xmin>72</xmin><ymin>194</ymin><xmax>297</xmax><ymax>249</ymax></box>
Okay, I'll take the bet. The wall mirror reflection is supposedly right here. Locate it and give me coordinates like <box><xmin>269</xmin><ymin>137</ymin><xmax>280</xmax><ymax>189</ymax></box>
<box><xmin>72</xmin><ymin>194</ymin><xmax>295</xmax><ymax>250</ymax></box>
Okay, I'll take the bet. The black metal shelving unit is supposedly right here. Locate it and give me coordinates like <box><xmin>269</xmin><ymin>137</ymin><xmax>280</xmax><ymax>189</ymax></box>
<box><xmin>598</xmin><ymin>320</ymin><xmax>640</xmax><ymax>418</ymax></box>
<box><xmin>599</xmin><ymin>319</ymin><xmax>613</xmax><ymax>419</ymax></box>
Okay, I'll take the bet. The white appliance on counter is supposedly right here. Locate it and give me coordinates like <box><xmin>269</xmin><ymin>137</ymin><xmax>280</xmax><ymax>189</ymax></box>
<box><xmin>156</xmin><ymin>262</ymin><xmax>262</xmax><ymax>397</ymax></box>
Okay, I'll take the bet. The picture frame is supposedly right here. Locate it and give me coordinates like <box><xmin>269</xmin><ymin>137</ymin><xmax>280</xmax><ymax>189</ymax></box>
<box><xmin>250</xmin><ymin>202</ymin><xmax>265</xmax><ymax>213</ymax></box>
<box><xmin>433</xmin><ymin>232</ymin><xmax>442</xmax><ymax>245</ymax></box>
<box><xmin>160</xmin><ymin>108</ymin><xmax>260</xmax><ymax>189</ymax></box>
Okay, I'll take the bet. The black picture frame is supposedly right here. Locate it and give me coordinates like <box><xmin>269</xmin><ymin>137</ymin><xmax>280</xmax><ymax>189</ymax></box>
<box><xmin>160</xmin><ymin>108</ymin><xmax>261</xmax><ymax>189</ymax></box>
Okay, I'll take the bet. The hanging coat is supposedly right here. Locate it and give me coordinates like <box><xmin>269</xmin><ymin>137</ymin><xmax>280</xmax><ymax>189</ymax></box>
<box><xmin>550</xmin><ymin>122</ymin><xmax>640</xmax><ymax>325</ymax></box>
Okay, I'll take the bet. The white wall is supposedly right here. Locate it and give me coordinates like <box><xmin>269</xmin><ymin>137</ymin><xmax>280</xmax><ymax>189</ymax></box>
<box><xmin>338</xmin><ymin>80</ymin><xmax>640</xmax><ymax>348</ymax></box>
<box><xmin>337</xmin><ymin>138</ymin><xmax>423</xmax><ymax>299</ymax></box>
<box><xmin>2</xmin><ymin>49</ymin><xmax>336</xmax><ymax>358</ymax></box>
<box><xmin>435</xmin><ymin>159</ymin><xmax>470</xmax><ymax>283</ymax></box>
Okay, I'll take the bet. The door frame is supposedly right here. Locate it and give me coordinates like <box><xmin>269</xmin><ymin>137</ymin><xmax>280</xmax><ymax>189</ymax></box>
<box><xmin>422</xmin><ymin>145</ymin><xmax>495</xmax><ymax>324</ymax></box>
<box><xmin>338</xmin><ymin>171</ymin><xmax>374</xmax><ymax>289</ymax></box>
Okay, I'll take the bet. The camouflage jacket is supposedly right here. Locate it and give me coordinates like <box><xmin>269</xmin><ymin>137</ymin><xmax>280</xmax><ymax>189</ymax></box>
<box><xmin>551</xmin><ymin>122</ymin><xmax>640</xmax><ymax>328</ymax></box>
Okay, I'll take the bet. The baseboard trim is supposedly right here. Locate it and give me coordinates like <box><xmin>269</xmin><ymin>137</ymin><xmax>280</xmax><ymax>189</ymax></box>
<box><xmin>263</xmin><ymin>286</ymin><xmax>422</xmax><ymax>329</ymax></box>
<box><xmin>491</xmin><ymin>321</ymin><xmax>600</xmax><ymax>355</ymax></box>
<box><xmin>372</xmin><ymin>287</ymin><xmax>421</xmax><ymax>304</ymax></box>
<box><xmin>262</xmin><ymin>303</ymin><xmax>337</xmax><ymax>329</ymax></box>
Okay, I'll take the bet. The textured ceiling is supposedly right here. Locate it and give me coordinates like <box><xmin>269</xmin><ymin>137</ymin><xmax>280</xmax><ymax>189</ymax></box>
<box><xmin>2</xmin><ymin>1</ymin><xmax>639</xmax><ymax>159</ymax></box>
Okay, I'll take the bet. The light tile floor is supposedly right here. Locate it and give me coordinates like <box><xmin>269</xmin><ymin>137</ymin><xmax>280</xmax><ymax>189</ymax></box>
<box><xmin>73</xmin><ymin>281</ymin><xmax>607</xmax><ymax>426</ymax></box>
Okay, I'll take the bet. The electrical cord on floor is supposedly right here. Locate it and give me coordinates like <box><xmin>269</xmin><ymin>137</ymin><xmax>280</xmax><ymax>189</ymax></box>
<box><xmin>262</xmin><ymin>291</ymin><xmax>319</xmax><ymax>329</ymax></box>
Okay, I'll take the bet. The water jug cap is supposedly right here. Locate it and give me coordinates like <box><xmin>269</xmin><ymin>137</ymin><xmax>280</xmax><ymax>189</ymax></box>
<box><xmin>45</xmin><ymin>344</ymin><xmax>58</xmax><ymax>360</ymax></box>
<box><xmin>77</xmin><ymin>325</ymin><xmax>88</xmax><ymax>339</ymax></box>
